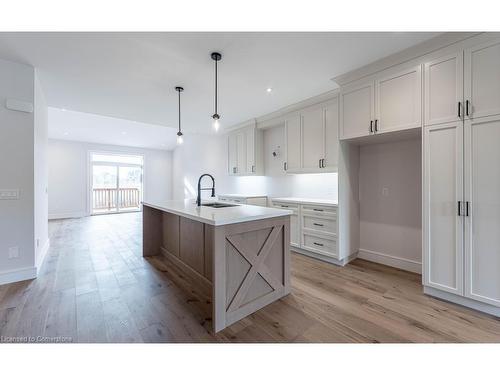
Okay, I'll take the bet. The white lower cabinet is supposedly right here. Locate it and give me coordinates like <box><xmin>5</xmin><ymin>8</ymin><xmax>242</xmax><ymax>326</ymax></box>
<box><xmin>424</xmin><ymin>114</ymin><xmax>500</xmax><ymax>312</ymax></box>
<box><xmin>271</xmin><ymin>199</ymin><xmax>339</xmax><ymax>263</ymax></box>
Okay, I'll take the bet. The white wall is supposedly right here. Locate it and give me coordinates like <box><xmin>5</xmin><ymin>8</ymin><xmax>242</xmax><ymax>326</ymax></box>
<box><xmin>48</xmin><ymin>139</ymin><xmax>173</xmax><ymax>219</ymax></box>
<box><xmin>0</xmin><ymin>58</ymin><xmax>37</xmax><ymax>282</ymax></box>
<box><xmin>171</xmin><ymin>126</ymin><xmax>338</xmax><ymax>202</ymax></box>
<box><xmin>34</xmin><ymin>72</ymin><xmax>49</xmax><ymax>267</ymax></box>
<box><xmin>358</xmin><ymin>138</ymin><xmax>422</xmax><ymax>273</ymax></box>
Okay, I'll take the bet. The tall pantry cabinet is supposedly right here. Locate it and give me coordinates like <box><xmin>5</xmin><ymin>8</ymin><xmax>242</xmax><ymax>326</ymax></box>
<box><xmin>423</xmin><ymin>38</ymin><xmax>500</xmax><ymax>309</ymax></box>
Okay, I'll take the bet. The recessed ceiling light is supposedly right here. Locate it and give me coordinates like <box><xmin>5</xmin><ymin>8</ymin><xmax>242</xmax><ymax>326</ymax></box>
<box><xmin>266</xmin><ymin>87</ymin><xmax>273</xmax><ymax>93</ymax></box>
<box><xmin>121</xmin><ymin>131</ymin><xmax>127</xmax><ymax>135</ymax></box>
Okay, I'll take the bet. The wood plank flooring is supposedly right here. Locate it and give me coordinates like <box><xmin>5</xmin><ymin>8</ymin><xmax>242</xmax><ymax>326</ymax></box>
<box><xmin>0</xmin><ymin>212</ymin><xmax>499</xmax><ymax>343</ymax></box>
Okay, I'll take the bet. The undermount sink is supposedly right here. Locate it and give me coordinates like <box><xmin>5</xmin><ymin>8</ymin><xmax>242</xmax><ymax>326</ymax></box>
<box><xmin>201</xmin><ymin>202</ymin><xmax>238</xmax><ymax>208</ymax></box>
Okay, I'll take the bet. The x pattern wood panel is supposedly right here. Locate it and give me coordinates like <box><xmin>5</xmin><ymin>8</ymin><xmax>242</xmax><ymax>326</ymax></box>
<box><xmin>225</xmin><ymin>225</ymin><xmax>284</xmax><ymax>313</ymax></box>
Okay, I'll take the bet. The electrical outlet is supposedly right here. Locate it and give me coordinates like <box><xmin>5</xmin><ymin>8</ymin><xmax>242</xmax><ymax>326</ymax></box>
<box><xmin>382</xmin><ymin>187</ymin><xmax>389</xmax><ymax>197</ymax></box>
<box><xmin>8</xmin><ymin>246</ymin><xmax>19</xmax><ymax>259</ymax></box>
<box><xmin>0</xmin><ymin>189</ymin><xmax>20</xmax><ymax>200</ymax></box>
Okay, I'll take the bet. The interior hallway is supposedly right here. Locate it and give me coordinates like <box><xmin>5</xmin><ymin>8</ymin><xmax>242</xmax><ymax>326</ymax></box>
<box><xmin>0</xmin><ymin>212</ymin><xmax>499</xmax><ymax>343</ymax></box>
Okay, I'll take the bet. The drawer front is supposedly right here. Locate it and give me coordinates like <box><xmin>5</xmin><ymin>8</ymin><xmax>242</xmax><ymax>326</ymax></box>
<box><xmin>302</xmin><ymin>215</ymin><xmax>337</xmax><ymax>235</ymax></box>
<box><xmin>301</xmin><ymin>204</ymin><xmax>337</xmax><ymax>217</ymax></box>
<box><xmin>220</xmin><ymin>197</ymin><xmax>244</xmax><ymax>204</ymax></box>
<box><xmin>272</xmin><ymin>201</ymin><xmax>299</xmax><ymax>213</ymax></box>
<box><xmin>302</xmin><ymin>233</ymin><xmax>337</xmax><ymax>257</ymax></box>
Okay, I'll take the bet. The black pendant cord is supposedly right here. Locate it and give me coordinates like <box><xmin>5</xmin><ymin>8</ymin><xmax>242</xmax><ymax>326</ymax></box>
<box><xmin>214</xmin><ymin>58</ymin><xmax>218</xmax><ymax>116</ymax></box>
<box><xmin>178</xmin><ymin>89</ymin><xmax>181</xmax><ymax>134</ymax></box>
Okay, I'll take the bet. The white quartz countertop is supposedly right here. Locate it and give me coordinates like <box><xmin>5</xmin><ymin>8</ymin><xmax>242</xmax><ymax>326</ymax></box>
<box><xmin>271</xmin><ymin>197</ymin><xmax>338</xmax><ymax>206</ymax></box>
<box><xmin>218</xmin><ymin>193</ymin><xmax>267</xmax><ymax>199</ymax></box>
<box><xmin>142</xmin><ymin>199</ymin><xmax>291</xmax><ymax>226</ymax></box>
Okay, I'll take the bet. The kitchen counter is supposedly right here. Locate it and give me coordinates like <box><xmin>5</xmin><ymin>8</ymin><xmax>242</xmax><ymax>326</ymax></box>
<box><xmin>142</xmin><ymin>199</ymin><xmax>290</xmax><ymax>226</ymax></box>
<box><xmin>271</xmin><ymin>197</ymin><xmax>338</xmax><ymax>206</ymax></box>
<box><xmin>142</xmin><ymin>199</ymin><xmax>291</xmax><ymax>332</ymax></box>
<box><xmin>217</xmin><ymin>193</ymin><xmax>268</xmax><ymax>199</ymax></box>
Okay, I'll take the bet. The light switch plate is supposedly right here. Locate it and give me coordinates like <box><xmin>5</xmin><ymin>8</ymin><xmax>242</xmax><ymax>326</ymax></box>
<box><xmin>8</xmin><ymin>246</ymin><xmax>19</xmax><ymax>259</ymax></box>
<box><xmin>0</xmin><ymin>189</ymin><xmax>20</xmax><ymax>200</ymax></box>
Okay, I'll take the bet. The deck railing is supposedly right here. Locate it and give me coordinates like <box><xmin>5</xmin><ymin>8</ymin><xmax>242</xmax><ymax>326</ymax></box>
<box><xmin>93</xmin><ymin>188</ymin><xmax>140</xmax><ymax>211</ymax></box>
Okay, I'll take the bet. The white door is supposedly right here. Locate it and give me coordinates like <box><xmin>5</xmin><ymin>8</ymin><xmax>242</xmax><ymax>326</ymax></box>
<box><xmin>423</xmin><ymin>121</ymin><xmax>464</xmax><ymax>295</ymax></box>
<box><xmin>236</xmin><ymin>131</ymin><xmax>246</xmax><ymax>175</ymax></box>
<box><xmin>465</xmin><ymin>39</ymin><xmax>500</xmax><ymax>120</ymax></box>
<box><xmin>245</xmin><ymin>126</ymin><xmax>255</xmax><ymax>174</ymax></box>
<box><xmin>424</xmin><ymin>52</ymin><xmax>464</xmax><ymax>126</ymax></box>
<box><xmin>464</xmin><ymin>115</ymin><xmax>500</xmax><ymax>307</ymax></box>
<box><xmin>285</xmin><ymin>114</ymin><xmax>302</xmax><ymax>172</ymax></box>
<box><xmin>301</xmin><ymin>105</ymin><xmax>324</xmax><ymax>172</ymax></box>
<box><xmin>340</xmin><ymin>80</ymin><xmax>374</xmax><ymax>139</ymax></box>
<box><xmin>376</xmin><ymin>64</ymin><xmax>422</xmax><ymax>133</ymax></box>
<box><xmin>228</xmin><ymin>133</ymin><xmax>238</xmax><ymax>175</ymax></box>
<box><xmin>323</xmin><ymin>98</ymin><xmax>339</xmax><ymax>171</ymax></box>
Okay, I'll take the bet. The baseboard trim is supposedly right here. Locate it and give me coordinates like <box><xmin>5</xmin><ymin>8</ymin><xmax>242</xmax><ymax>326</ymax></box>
<box><xmin>0</xmin><ymin>267</ymin><xmax>37</xmax><ymax>286</ymax></box>
<box><xmin>358</xmin><ymin>248</ymin><xmax>422</xmax><ymax>274</ymax></box>
<box><xmin>424</xmin><ymin>286</ymin><xmax>500</xmax><ymax>318</ymax></box>
<box><xmin>36</xmin><ymin>239</ymin><xmax>50</xmax><ymax>272</ymax></box>
<box><xmin>49</xmin><ymin>211</ymin><xmax>86</xmax><ymax>220</ymax></box>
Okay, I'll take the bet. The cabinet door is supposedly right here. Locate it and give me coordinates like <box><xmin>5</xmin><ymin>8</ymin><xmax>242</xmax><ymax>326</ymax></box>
<box><xmin>423</xmin><ymin>121</ymin><xmax>464</xmax><ymax>295</ymax></box>
<box><xmin>228</xmin><ymin>133</ymin><xmax>238</xmax><ymax>175</ymax></box>
<box><xmin>245</xmin><ymin>126</ymin><xmax>255</xmax><ymax>174</ymax></box>
<box><xmin>324</xmin><ymin>98</ymin><xmax>339</xmax><ymax>171</ymax></box>
<box><xmin>285</xmin><ymin>114</ymin><xmax>302</xmax><ymax>172</ymax></box>
<box><xmin>376</xmin><ymin>64</ymin><xmax>422</xmax><ymax>133</ymax></box>
<box><xmin>464</xmin><ymin>115</ymin><xmax>500</xmax><ymax>307</ymax></box>
<box><xmin>236</xmin><ymin>131</ymin><xmax>246</xmax><ymax>175</ymax></box>
<box><xmin>301</xmin><ymin>105</ymin><xmax>324</xmax><ymax>172</ymax></box>
<box><xmin>464</xmin><ymin>39</ymin><xmax>500</xmax><ymax>120</ymax></box>
<box><xmin>424</xmin><ymin>52</ymin><xmax>464</xmax><ymax>126</ymax></box>
<box><xmin>340</xmin><ymin>80</ymin><xmax>374</xmax><ymax>139</ymax></box>
<box><xmin>290</xmin><ymin>214</ymin><xmax>300</xmax><ymax>247</ymax></box>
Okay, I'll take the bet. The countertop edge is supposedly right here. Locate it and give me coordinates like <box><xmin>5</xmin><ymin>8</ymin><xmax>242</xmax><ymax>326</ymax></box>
<box><xmin>270</xmin><ymin>197</ymin><xmax>338</xmax><ymax>206</ymax></box>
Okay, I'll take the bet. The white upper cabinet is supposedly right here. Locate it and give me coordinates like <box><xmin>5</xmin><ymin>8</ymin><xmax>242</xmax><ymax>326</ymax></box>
<box><xmin>340</xmin><ymin>64</ymin><xmax>422</xmax><ymax>140</ymax></box>
<box><xmin>375</xmin><ymin>64</ymin><xmax>422</xmax><ymax>133</ymax></box>
<box><xmin>323</xmin><ymin>99</ymin><xmax>339</xmax><ymax>171</ymax></box>
<box><xmin>424</xmin><ymin>52</ymin><xmax>464</xmax><ymax>126</ymax></box>
<box><xmin>228</xmin><ymin>133</ymin><xmax>238</xmax><ymax>175</ymax></box>
<box><xmin>285</xmin><ymin>114</ymin><xmax>302</xmax><ymax>172</ymax></box>
<box><xmin>340</xmin><ymin>80</ymin><xmax>374</xmax><ymax>139</ymax></box>
<box><xmin>301</xmin><ymin>105</ymin><xmax>325</xmax><ymax>171</ymax></box>
<box><xmin>423</xmin><ymin>121</ymin><xmax>464</xmax><ymax>296</ymax></box>
<box><xmin>465</xmin><ymin>39</ymin><xmax>500</xmax><ymax>120</ymax></box>
<box><xmin>464</xmin><ymin>114</ymin><xmax>500</xmax><ymax>307</ymax></box>
<box><xmin>227</xmin><ymin>123</ymin><xmax>263</xmax><ymax>176</ymax></box>
<box><xmin>284</xmin><ymin>97</ymin><xmax>339</xmax><ymax>173</ymax></box>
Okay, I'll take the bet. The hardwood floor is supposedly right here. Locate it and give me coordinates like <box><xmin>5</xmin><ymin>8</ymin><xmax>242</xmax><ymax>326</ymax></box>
<box><xmin>1</xmin><ymin>212</ymin><xmax>499</xmax><ymax>343</ymax></box>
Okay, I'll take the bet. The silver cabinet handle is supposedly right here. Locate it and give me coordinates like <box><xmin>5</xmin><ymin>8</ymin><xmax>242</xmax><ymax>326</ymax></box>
<box><xmin>313</xmin><ymin>242</ymin><xmax>324</xmax><ymax>247</ymax></box>
<box><xmin>252</xmin><ymin>165</ymin><xmax>255</xmax><ymax>173</ymax></box>
<box><xmin>313</xmin><ymin>208</ymin><xmax>324</xmax><ymax>212</ymax></box>
<box><xmin>313</xmin><ymin>223</ymin><xmax>324</xmax><ymax>227</ymax></box>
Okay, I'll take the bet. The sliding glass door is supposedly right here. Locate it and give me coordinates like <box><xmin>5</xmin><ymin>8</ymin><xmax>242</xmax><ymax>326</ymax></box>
<box><xmin>91</xmin><ymin>153</ymin><xmax>143</xmax><ymax>215</ymax></box>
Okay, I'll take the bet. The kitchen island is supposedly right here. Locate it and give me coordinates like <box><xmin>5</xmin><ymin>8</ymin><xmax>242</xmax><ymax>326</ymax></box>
<box><xmin>142</xmin><ymin>200</ymin><xmax>292</xmax><ymax>332</ymax></box>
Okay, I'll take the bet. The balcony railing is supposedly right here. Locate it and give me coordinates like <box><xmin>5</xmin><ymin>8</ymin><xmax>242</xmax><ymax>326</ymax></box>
<box><xmin>93</xmin><ymin>188</ymin><xmax>140</xmax><ymax>212</ymax></box>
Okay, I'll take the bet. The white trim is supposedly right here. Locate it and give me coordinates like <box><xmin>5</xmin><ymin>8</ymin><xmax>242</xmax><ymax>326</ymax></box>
<box><xmin>36</xmin><ymin>239</ymin><xmax>50</xmax><ymax>270</ymax></box>
<box><xmin>358</xmin><ymin>248</ymin><xmax>422</xmax><ymax>274</ymax></box>
<box><xmin>291</xmin><ymin>245</ymin><xmax>356</xmax><ymax>267</ymax></box>
<box><xmin>49</xmin><ymin>211</ymin><xmax>87</xmax><ymax>220</ymax></box>
<box><xmin>0</xmin><ymin>267</ymin><xmax>37</xmax><ymax>286</ymax></box>
<box><xmin>424</xmin><ymin>286</ymin><xmax>500</xmax><ymax>318</ymax></box>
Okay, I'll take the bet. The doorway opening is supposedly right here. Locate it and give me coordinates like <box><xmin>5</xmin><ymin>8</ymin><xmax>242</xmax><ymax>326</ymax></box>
<box><xmin>90</xmin><ymin>152</ymin><xmax>144</xmax><ymax>215</ymax></box>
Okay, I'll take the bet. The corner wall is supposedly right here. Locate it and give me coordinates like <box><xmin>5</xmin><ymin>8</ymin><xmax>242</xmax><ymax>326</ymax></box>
<box><xmin>0</xmin><ymin>58</ymin><xmax>37</xmax><ymax>284</ymax></box>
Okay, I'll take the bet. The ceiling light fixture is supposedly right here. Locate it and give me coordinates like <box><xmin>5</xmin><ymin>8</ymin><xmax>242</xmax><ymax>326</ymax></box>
<box><xmin>266</xmin><ymin>87</ymin><xmax>273</xmax><ymax>93</ymax></box>
<box><xmin>175</xmin><ymin>86</ymin><xmax>184</xmax><ymax>145</ymax></box>
<box><xmin>211</xmin><ymin>52</ymin><xmax>222</xmax><ymax>132</ymax></box>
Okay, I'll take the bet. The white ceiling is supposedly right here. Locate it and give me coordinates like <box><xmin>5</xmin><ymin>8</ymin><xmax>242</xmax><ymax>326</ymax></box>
<box><xmin>0</xmin><ymin>32</ymin><xmax>439</xmax><ymax>136</ymax></box>
<box><xmin>48</xmin><ymin>107</ymin><xmax>178</xmax><ymax>150</ymax></box>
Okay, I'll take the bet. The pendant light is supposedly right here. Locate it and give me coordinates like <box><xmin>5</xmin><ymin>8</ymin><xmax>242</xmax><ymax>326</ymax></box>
<box><xmin>175</xmin><ymin>86</ymin><xmax>184</xmax><ymax>145</ymax></box>
<box><xmin>211</xmin><ymin>52</ymin><xmax>222</xmax><ymax>132</ymax></box>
